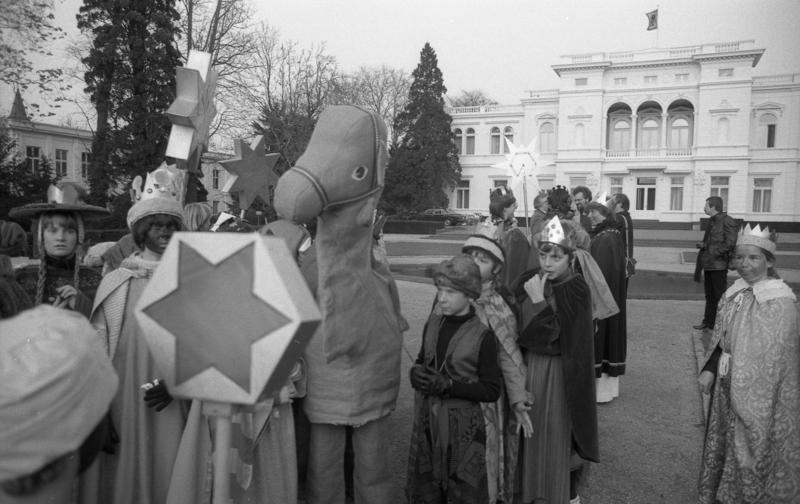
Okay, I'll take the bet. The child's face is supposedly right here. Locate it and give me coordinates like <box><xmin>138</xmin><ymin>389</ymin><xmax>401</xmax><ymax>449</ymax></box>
<box><xmin>538</xmin><ymin>246</ymin><xmax>570</xmax><ymax>279</ymax></box>
<box><xmin>43</xmin><ymin>217</ymin><xmax>78</xmax><ymax>258</ymax></box>
<box><xmin>436</xmin><ymin>284</ymin><xmax>472</xmax><ymax>316</ymax></box>
<box><xmin>468</xmin><ymin>250</ymin><xmax>498</xmax><ymax>283</ymax></box>
<box><xmin>144</xmin><ymin>216</ymin><xmax>179</xmax><ymax>255</ymax></box>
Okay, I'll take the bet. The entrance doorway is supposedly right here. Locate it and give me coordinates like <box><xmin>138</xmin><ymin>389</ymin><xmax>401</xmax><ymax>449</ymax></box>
<box><xmin>634</xmin><ymin>176</ymin><xmax>657</xmax><ymax>218</ymax></box>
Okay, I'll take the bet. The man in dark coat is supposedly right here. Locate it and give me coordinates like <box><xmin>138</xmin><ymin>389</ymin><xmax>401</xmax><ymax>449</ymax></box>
<box><xmin>693</xmin><ymin>196</ymin><xmax>738</xmax><ymax>330</ymax></box>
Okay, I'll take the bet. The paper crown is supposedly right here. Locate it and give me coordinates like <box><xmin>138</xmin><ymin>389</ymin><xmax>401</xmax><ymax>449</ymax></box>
<box><xmin>131</xmin><ymin>162</ymin><xmax>187</xmax><ymax>205</ymax></box>
<box><xmin>126</xmin><ymin>163</ymin><xmax>187</xmax><ymax>229</ymax></box>
<box><xmin>536</xmin><ymin>216</ymin><xmax>574</xmax><ymax>250</ymax></box>
<box><xmin>462</xmin><ymin>224</ymin><xmax>506</xmax><ymax>265</ymax></box>
<box><xmin>738</xmin><ymin>223</ymin><xmax>777</xmax><ymax>254</ymax></box>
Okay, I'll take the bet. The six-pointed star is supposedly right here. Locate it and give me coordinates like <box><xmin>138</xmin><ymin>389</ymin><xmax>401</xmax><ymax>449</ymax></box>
<box><xmin>220</xmin><ymin>136</ymin><xmax>281</xmax><ymax>210</ymax></box>
<box><xmin>143</xmin><ymin>241</ymin><xmax>290</xmax><ymax>391</ymax></box>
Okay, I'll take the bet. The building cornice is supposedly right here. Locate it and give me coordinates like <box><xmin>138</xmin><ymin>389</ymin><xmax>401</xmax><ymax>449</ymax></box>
<box><xmin>6</xmin><ymin>118</ymin><xmax>93</xmax><ymax>140</ymax></box>
<box><xmin>552</xmin><ymin>62</ymin><xmax>611</xmax><ymax>76</ymax></box>
<box><xmin>692</xmin><ymin>49</ymin><xmax>764</xmax><ymax>67</ymax></box>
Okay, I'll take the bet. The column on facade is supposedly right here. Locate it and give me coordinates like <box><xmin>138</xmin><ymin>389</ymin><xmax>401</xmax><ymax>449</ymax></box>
<box><xmin>660</xmin><ymin>112</ymin><xmax>669</xmax><ymax>156</ymax></box>
<box><xmin>601</xmin><ymin>115</ymin><xmax>607</xmax><ymax>154</ymax></box>
<box><xmin>629</xmin><ymin>113</ymin><xmax>637</xmax><ymax>156</ymax></box>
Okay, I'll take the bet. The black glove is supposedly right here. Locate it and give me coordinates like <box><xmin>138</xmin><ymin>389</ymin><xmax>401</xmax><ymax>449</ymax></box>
<box><xmin>144</xmin><ymin>381</ymin><xmax>173</xmax><ymax>412</ymax></box>
<box><xmin>409</xmin><ymin>365</ymin><xmax>430</xmax><ymax>390</ymax></box>
<box><xmin>422</xmin><ymin>370</ymin><xmax>452</xmax><ymax>396</ymax></box>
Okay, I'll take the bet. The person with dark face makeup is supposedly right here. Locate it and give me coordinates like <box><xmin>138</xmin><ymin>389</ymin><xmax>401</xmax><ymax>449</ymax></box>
<box><xmin>84</xmin><ymin>164</ymin><xmax>199</xmax><ymax>504</ymax></box>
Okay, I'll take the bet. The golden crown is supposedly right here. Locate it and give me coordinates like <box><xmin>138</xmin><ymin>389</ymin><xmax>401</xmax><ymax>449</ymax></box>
<box><xmin>737</xmin><ymin>223</ymin><xmax>776</xmax><ymax>254</ymax></box>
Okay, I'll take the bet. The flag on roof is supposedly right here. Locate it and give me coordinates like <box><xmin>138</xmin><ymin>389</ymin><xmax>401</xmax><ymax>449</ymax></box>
<box><xmin>646</xmin><ymin>9</ymin><xmax>658</xmax><ymax>31</ymax></box>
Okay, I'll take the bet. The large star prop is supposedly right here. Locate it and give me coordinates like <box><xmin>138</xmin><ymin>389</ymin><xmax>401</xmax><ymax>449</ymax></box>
<box><xmin>166</xmin><ymin>50</ymin><xmax>218</xmax><ymax>174</ymax></box>
<box><xmin>143</xmin><ymin>242</ymin><xmax>290</xmax><ymax>391</ymax></box>
<box><xmin>492</xmin><ymin>137</ymin><xmax>541</xmax><ymax>194</ymax></box>
<box><xmin>220</xmin><ymin>136</ymin><xmax>281</xmax><ymax>210</ymax></box>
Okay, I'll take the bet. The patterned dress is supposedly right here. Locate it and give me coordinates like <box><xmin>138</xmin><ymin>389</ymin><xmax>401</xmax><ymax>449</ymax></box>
<box><xmin>698</xmin><ymin>278</ymin><xmax>800</xmax><ymax>503</ymax></box>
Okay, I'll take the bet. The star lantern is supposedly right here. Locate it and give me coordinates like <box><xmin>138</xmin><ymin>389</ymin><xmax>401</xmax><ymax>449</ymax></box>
<box><xmin>166</xmin><ymin>50</ymin><xmax>218</xmax><ymax>175</ymax></box>
<box><xmin>492</xmin><ymin>137</ymin><xmax>541</xmax><ymax>195</ymax></box>
<box><xmin>220</xmin><ymin>136</ymin><xmax>281</xmax><ymax>211</ymax></box>
<box><xmin>135</xmin><ymin>232</ymin><xmax>321</xmax><ymax>405</ymax></box>
<box><xmin>492</xmin><ymin>137</ymin><xmax>541</xmax><ymax>233</ymax></box>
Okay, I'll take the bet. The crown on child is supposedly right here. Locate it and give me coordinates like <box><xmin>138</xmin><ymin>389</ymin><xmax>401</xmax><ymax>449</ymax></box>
<box><xmin>738</xmin><ymin>223</ymin><xmax>776</xmax><ymax>254</ymax></box>
<box><xmin>130</xmin><ymin>162</ymin><xmax>187</xmax><ymax>205</ymax></box>
<box><xmin>537</xmin><ymin>215</ymin><xmax>574</xmax><ymax>250</ymax></box>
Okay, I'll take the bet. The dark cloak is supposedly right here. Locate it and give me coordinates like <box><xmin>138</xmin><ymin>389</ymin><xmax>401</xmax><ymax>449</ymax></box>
<box><xmin>589</xmin><ymin>219</ymin><xmax>627</xmax><ymax>377</ymax></box>
<box><xmin>512</xmin><ymin>269</ymin><xmax>599</xmax><ymax>463</ymax></box>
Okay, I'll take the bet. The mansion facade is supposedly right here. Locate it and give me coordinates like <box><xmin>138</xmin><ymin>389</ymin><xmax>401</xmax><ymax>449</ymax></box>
<box><xmin>449</xmin><ymin>40</ymin><xmax>800</xmax><ymax>229</ymax></box>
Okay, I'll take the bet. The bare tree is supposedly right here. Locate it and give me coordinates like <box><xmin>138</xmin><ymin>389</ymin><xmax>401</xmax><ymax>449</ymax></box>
<box><xmin>243</xmin><ymin>22</ymin><xmax>341</xmax><ymax>172</ymax></box>
<box><xmin>447</xmin><ymin>89</ymin><xmax>498</xmax><ymax>108</ymax></box>
<box><xmin>1</xmin><ymin>0</ymin><xmax>69</xmax><ymax>117</ymax></box>
<box><xmin>177</xmin><ymin>0</ymin><xmax>260</xmax><ymax>147</ymax></box>
<box><xmin>332</xmin><ymin>65</ymin><xmax>411</xmax><ymax>146</ymax></box>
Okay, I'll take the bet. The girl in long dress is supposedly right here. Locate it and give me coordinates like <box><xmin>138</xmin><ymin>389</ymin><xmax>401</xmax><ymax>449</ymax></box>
<box><xmin>514</xmin><ymin>217</ymin><xmax>599</xmax><ymax>504</ymax></box>
<box><xmin>698</xmin><ymin>226</ymin><xmax>800</xmax><ymax>503</ymax></box>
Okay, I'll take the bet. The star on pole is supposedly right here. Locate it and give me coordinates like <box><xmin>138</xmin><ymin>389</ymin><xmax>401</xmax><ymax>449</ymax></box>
<box><xmin>143</xmin><ymin>242</ymin><xmax>291</xmax><ymax>391</ymax></box>
<box><xmin>220</xmin><ymin>136</ymin><xmax>281</xmax><ymax>211</ymax></box>
<box><xmin>492</xmin><ymin>137</ymin><xmax>541</xmax><ymax>193</ymax></box>
<box><xmin>166</xmin><ymin>50</ymin><xmax>218</xmax><ymax>175</ymax></box>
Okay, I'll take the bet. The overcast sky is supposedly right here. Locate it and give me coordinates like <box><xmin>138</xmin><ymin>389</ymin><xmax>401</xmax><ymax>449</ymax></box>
<box><xmin>4</xmin><ymin>0</ymin><xmax>799</xmax><ymax>125</ymax></box>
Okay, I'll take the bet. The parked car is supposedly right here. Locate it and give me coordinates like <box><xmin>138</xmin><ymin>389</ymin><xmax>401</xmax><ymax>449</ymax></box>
<box><xmin>393</xmin><ymin>208</ymin><xmax>469</xmax><ymax>226</ymax></box>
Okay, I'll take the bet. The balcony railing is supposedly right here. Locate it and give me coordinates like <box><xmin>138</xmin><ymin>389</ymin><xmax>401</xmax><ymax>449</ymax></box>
<box><xmin>604</xmin><ymin>148</ymin><xmax>693</xmax><ymax>159</ymax></box>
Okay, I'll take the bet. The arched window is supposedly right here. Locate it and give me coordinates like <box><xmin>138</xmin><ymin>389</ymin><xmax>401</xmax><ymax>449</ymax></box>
<box><xmin>465</xmin><ymin>128</ymin><xmax>475</xmax><ymax>155</ymax></box>
<box><xmin>454</xmin><ymin>129</ymin><xmax>463</xmax><ymax>155</ymax></box>
<box><xmin>490</xmin><ymin>127</ymin><xmax>501</xmax><ymax>154</ymax></box>
<box><xmin>503</xmin><ymin>126</ymin><xmax>514</xmax><ymax>153</ymax></box>
<box><xmin>610</xmin><ymin>120</ymin><xmax>630</xmax><ymax>151</ymax></box>
<box><xmin>639</xmin><ymin>118</ymin><xmax>660</xmax><ymax>149</ymax></box>
<box><xmin>716</xmin><ymin>118</ymin><xmax>730</xmax><ymax>144</ymax></box>
<box><xmin>669</xmin><ymin>118</ymin><xmax>690</xmax><ymax>148</ymax></box>
<box><xmin>759</xmin><ymin>113</ymin><xmax>778</xmax><ymax>148</ymax></box>
<box><xmin>573</xmin><ymin>123</ymin><xmax>585</xmax><ymax>147</ymax></box>
<box><xmin>539</xmin><ymin>122</ymin><xmax>555</xmax><ymax>153</ymax></box>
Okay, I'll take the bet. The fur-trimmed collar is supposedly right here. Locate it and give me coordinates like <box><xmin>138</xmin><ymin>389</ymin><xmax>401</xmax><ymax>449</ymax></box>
<box><xmin>724</xmin><ymin>277</ymin><xmax>796</xmax><ymax>304</ymax></box>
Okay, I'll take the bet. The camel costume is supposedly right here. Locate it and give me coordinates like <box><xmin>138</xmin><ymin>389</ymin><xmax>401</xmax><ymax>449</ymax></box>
<box><xmin>274</xmin><ymin>105</ymin><xmax>407</xmax><ymax>504</ymax></box>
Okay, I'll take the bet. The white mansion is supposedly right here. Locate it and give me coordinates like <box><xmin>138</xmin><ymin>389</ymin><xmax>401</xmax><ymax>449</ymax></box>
<box><xmin>449</xmin><ymin>40</ymin><xmax>800</xmax><ymax>229</ymax></box>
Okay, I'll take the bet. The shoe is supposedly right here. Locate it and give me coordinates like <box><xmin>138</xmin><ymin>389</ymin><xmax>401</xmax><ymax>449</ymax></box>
<box><xmin>693</xmin><ymin>322</ymin><xmax>708</xmax><ymax>330</ymax></box>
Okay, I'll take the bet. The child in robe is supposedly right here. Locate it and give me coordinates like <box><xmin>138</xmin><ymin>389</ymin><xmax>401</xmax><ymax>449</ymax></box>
<box><xmin>406</xmin><ymin>254</ymin><xmax>501</xmax><ymax>504</ymax></box>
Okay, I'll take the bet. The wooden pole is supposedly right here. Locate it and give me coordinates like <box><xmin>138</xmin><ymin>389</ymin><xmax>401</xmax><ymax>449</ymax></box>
<box><xmin>521</xmin><ymin>164</ymin><xmax>530</xmax><ymax>238</ymax></box>
<box><xmin>204</xmin><ymin>401</ymin><xmax>234</xmax><ymax>504</ymax></box>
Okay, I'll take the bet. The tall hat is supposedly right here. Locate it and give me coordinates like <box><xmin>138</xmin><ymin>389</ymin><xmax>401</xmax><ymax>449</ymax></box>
<box><xmin>737</xmin><ymin>223</ymin><xmax>777</xmax><ymax>254</ymax></box>
<box><xmin>126</xmin><ymin>162</ymin><xmax>186</xmax><ymax>229</ymax></box>
<box><xmin>535</xmin><ymin>215</ymin><xmax>575</xmax><ymax>250</ymax></box>
<box><xmin>8</xmin><ymin>182</ymin><xmax>109</xmax><ymax>220</ymax></box>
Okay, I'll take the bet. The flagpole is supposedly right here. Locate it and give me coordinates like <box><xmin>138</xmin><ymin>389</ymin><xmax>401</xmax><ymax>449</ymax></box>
<box><xmin>656</xmin><ymin>4</ymin><xmax>660</xmax><ymax>48</ymax></box>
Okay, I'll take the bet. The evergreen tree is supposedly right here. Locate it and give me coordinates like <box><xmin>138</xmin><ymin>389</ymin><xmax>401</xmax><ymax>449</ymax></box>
<box><xmin>0</xmin><ymin>126</ymin><xmax>59</xmax><ymax>218</ymax></box>
<box><xmin>78</xmin><ymin>0</ymin><xmax>182</xmax><ymax>204</ymax></box>
<box><xmin>382</xmin><ymin>43</ymin><xmax>460</xmax><ymax>213</ymax></box>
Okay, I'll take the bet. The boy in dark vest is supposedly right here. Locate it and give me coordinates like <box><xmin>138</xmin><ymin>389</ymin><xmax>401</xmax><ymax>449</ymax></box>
<box><xmin>406</xmin><ymin>254</ymin><xmax>501</xmax><ymax>504</ymax></box>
